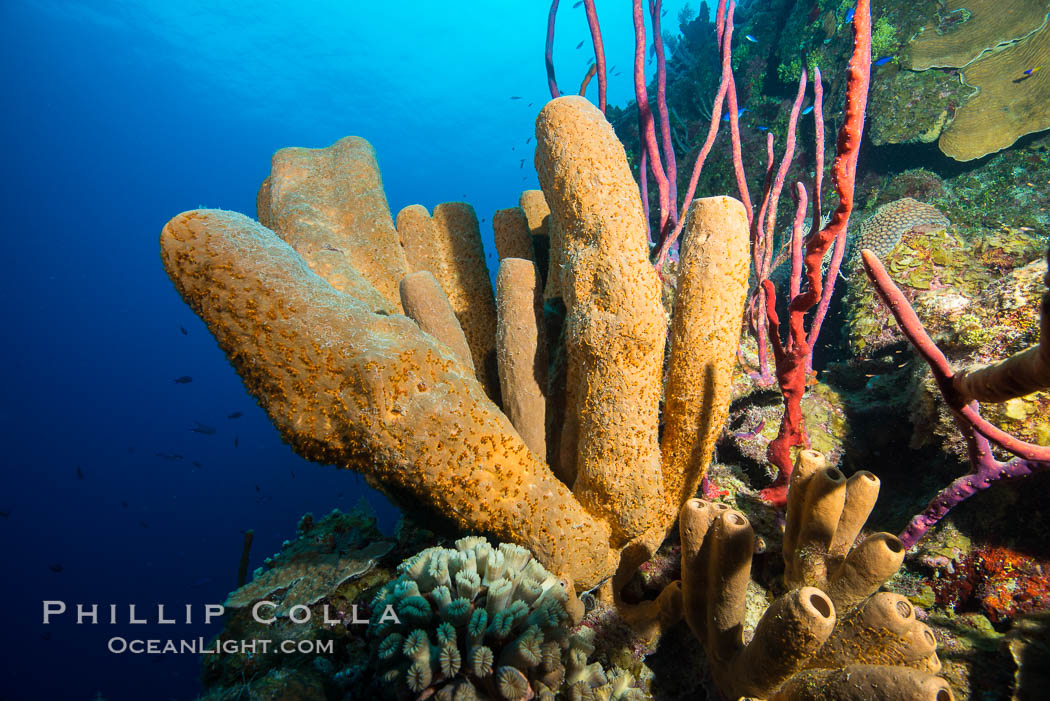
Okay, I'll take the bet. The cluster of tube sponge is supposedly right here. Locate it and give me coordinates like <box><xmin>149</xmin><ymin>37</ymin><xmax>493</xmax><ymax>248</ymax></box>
<box><xmin>369</xmin><ymin>536</ymin><xmax>642</xmax><ymax>700</ymax></box>
<box><xmin>159</xmin><ymin>94</ymin><xmax>751</xmax><ymax>591</ymax></box>
<box><xmin>679</xmin><ymin>450</ymin><xmax>953</xmax><ymax>700</ymax></box>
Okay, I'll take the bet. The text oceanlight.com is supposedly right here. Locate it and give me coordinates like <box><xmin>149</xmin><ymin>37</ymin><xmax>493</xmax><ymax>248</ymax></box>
<box><xmin>42</xmin><ymin>600</ymin><xmax>400</xmax><ymax>654</ymax></box>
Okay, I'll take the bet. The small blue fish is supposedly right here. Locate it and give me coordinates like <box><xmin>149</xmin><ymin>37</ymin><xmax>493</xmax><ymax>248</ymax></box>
<box><xmin>721</xmin><ymin>107</ymin><xmax>748</xmax><ymax>122</ymax></box>
<box><xmin>801</xmin><ymin>105</ymin><xmax>814</xmax><ymax>115</ymax></box>
<box><xmin>745</xmin><ymin>34</ymin><xmax>758</xmax><ymax>43</ymax></box>
<box><xmin>873</xmin><ymin>56</ymin><xmax>893</xmax><ymax>67</ymax></box>
<box><xmin>1024</xmin><ymin>66</ymin><xmax>1042</xmax><ymax>76</ymax></box>
<box><xmin>757</xmin><ymin>126</ymin><xmax>770</xmax><ymax>131</ymax></box>
<box><xmin>576</xmin><ymin>40</ymin><xmax>584</xmax><ymax>49</ymax></box>
<box><xmin>845</xmin><ymin>7</ymin><xmax>855</xmax><ymax>22</ymax></box>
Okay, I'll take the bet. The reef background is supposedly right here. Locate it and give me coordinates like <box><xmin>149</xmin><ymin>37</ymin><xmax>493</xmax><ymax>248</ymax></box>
<box><xmin>3</xmin><ymin>0</ymin><xmax>1049</xmax><ymax>699</ymax></box>
<box><xmin>0</xmin><ymin>1</ymin><xmax>694</xmax><ymax>699</ymax></box>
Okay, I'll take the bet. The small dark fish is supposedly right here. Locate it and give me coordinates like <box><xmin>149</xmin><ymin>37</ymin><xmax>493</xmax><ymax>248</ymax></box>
<box><xmin>576</xmin><ymin>40</ymin><xmax>584</xmax><ymax>49</ymax></box>
<box><xmin>189</xmin><ymin>422</ymin><xmax>216</xmax><ymax>435</ymax></box>
<box><xmin>192</xmin><ymin>461</ymin><xmax>201</xmax><ymax>469</ymax></box>
<box><xmin>41</xmin><ymin>632</ymin><xmax>51</xmax><ymax>641</ymax></box>
<box><xmin>481</xmin><ymin>218</ymin><xmax>486</xmax><ymax>223</ymax></box>
<box><xmin>139</xmin><ymin>520</ymin><xmax>150</xmax><ymax>528</ymax></box>
<box><xmin>526</xmin><ymin>136</ymin><xmax>532</xmax><ymax>144</ymax></box>
<box><xmin>612</xmin><ymin>71</ymin><xmax>621</xmax><ymax>77</ymax></box>
<box><xmin>121</xmin><ymin>501</ymin><xmax>128</xmax><ymax>508</ymax></box>
<box><xmin>76</xmin><ymin>467</ymin><xmax>84</xmax><ymax>480</ymax></box>
<box><xmin>573</xmin><ymin>1</ymin><xmax>582</xmax><ymax>7</ymax></box>
<box><xmin>0</xmin><ymin>510</ymin><xmax>9</xmax><ymax>518</ymax></box>
<box><xmin>154</xmin><ymin>452</ymin><xmax>184</xmax><ymax>460</ymax></box>
<box><xmin>255</xmin><ymin>484</ymin><xmax>261</xmax><ymax>492</ymax></box>
<box><xmin>520</xmin><ymin>159</ymin><xmax>525</xmax><ymax>168</ymax></box>
<box><xmin>173</xmin><ymin>376</ymin><xmax>193</xmax><ymax>384</ymax></box>
<box><xmin>510</xmin><ymin>95</ymin><xmax>522</xmax><ymax>100</ymax></box>
<box><xmin>528</xmin><ymin>102</ymin><xmax>534</xmax><ymax>107</ymax></box>
<box><xmin>290</xmin><ymin>469</ymin><xmax>296</xmax><ymax>479</ymax></box>
<box><xmin>227</xmin><ymin>411</ymin><xmax>243</xmax><ymax>419</ymax></box>
<box><xmin>512</xmin><ymin>146</ymin><xmax>515</xmax><ymax>151</ymax></box>
<box><xmin>234</xmin><ymin>436</ymin><xmax>239</xmax><ymax>448</ymax></box>
<box><xmin>49</xmin><ymin>563</ymin><xmax>63</xmax><ymax>573</ymax></box>
<box><xmin>844</xmin><ymin>7</ymin><xmax>855</xmax><ymax>22</ymax></box>
<box><xmin>179</xmin><ymin>326</ymin><xmax>188</xmax><ymax>336</ymax></box>
<box><xmin>873</xmin><ymin>56</ymin><xmax>893</xmax><ymax>67</ymax></box>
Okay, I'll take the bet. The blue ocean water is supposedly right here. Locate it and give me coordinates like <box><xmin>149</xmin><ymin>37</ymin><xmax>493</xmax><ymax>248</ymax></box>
<box><xmin>0</xmin><ymin>1</ymin><xmax>695</xmax><ymax>697</ymax></box>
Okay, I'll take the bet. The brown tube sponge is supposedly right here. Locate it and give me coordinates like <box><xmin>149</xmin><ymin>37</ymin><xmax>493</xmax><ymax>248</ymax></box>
<box><xmin>790</xmin><ymin>466</ymin><xmax>848</xmax><ymax>587</ymax></box>
<box><xmin>770</xmin><ymin>664</ymin><xmax>954</xmax><ymax>701</ymax></box>
<box><xmin>824</xmin><ymin>532</ymin><xmax>906</xmax><ymax>611</ymax></box>
<box><xmin>535</xmin><ymin>95</ymin><xmax>667</xmax><ymax>545</ymax></box>
<box><xmin>257</xmin><ymin>136</ymin><xmax>410</xmax><ymax>312</ymax></box>
<box><xmin>160</xmin><ymin>209</ymin><xmax>618</xmax><ymax>589</ymax></box>
<box><xmin>680</xmin><ymin>500</ymin><xmax>837</xmax><ymax>698</ymax></box>
<box><xmin>495</xmin><ymin>258</ymin><xmax>548</xmax><ymax>462</ymax></box>
<box><xmin>828</xmin><ymin>471</ymin><xmax>881</xmax><ymax>571</ymax></box>
<box><xmin>395</xmin><ymin>203</ymin><xmax>500</xmax><ymax>402</ymax></box>
<box><xmin>813</xmin><ymin>592</ymin><xmax>940</xmax><ymax>671</ymax></box>
<box><xmin>660</xmin><ymin>196</ymin><xmax>751</xmax><ymax>507</ymax></box>
<box><xmin>680</xmin><ymin>457</ymin><xmax>953</xmax><ymax>700</ymax></box>
<box><xmin>784</xmin><ymin>450</ymin><xmax>828</xmax><ymax>559</ymax></box>
<box><xmin>783</xmin><ymin>452</ymin><xmax>904</xmax><ymax>610</ymax></box>
<box><xmin>399</xmin><ymin>271</ymin><xmax>475</xmax><ymax>373</ymax></box>
<box><xmin>731</xmin><ymin>587</ymin><xmax>837</xmax><ymax>698</ymax></box>
<box><xmin>493</xmin><ymin>207</ymin><xmax>536</xmax><ymax>264</ymax></box>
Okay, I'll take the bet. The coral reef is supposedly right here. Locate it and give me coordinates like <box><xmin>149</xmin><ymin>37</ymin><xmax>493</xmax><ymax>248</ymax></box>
<box><xmin>904</xmin><ymin>0</ymin><xmax>1047</xmax><ymax>71</ymax></box>
<box><xmin>844</xmin><ymin>198</ymin><xmax>951</xmax><ymax>273</ymax></box>
<box><xmin>200</xmin><ymin>507</ymin><xmax>401</xmax><ymax>701</ymax></box>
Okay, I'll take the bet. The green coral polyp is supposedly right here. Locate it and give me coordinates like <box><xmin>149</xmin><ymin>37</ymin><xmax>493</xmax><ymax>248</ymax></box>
<box><xmin>369</xmin><ymin>536</ymin><xmax>642</xmax><ymax>699</ymax></box>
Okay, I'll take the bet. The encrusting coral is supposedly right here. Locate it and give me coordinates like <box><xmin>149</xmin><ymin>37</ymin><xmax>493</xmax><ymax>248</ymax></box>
<box><xmin>938</xmin><ymin>17</ymin><xmax>1050</xmax><ymax>161</ymax></box>
<box><xmin>904</xmin><ymin>0</ymin><xmax>1048</xmax><ymax>71</ymax></box>
<box><xmin>368</xmin><ymin>536</ymin><xmax>644</xmax><ymax>700</ymax></box>
<box><xmin>225</xmin><ymin>510</ymin><xmax>394</xmax><ymax>617</ymax></box>
<box><xmin>160</xmin><ymin>95</ymin><xmax>750</xmax><ymax>593</ymax></box>
<box><xmin>953</xmin><ymin>245</ymin><xmax>1050</xmax><ymax>402</ymax></box>
<box><xmin>678</xmin><ymin>450</ymin><xmax>953</xmax><ymax>700</ymax></box>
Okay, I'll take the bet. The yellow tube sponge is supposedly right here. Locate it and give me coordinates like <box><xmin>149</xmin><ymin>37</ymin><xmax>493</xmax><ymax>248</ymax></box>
<box><xmin>493</xmin><ymin>207</ymin><xmax>536</xmax><ymax>264</ymax></box>
<box><xmin>159</xmin><ymin>209</ymin><xmax>617</xmax><ymax>589</ymax></box>
<box><xmin>395</xmin><ymin>202</ymin><xmax>500</xmax><ymax>401</ymax></box>
<box><xmin>495</xmin><ymin>258</ymin><xmax>549</xmax><ymax>462</ymax></box>
<box><xmin>257</xmin><ymin>136</ymin><xmax>410</xmax><ymax>312</ymax></box>
<box><xmin>661</xmin><ymin>196</ymin><xmax>751</xmax><ymax>507</ymax></box>
<box><xmin>399</xmin><ymin>270</ymin><xmax>475</xmax><ymax>374</ymax></box>
<box><xmin>535</xmin><ymin>95</ymin><xmax>667</xmax><ymax>545</ymax></box>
